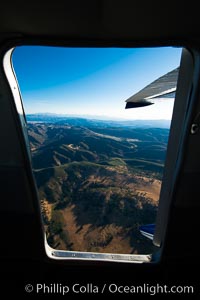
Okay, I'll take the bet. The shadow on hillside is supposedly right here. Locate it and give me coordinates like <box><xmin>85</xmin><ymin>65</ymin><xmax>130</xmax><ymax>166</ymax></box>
<box><xmin>34</xmin><ymin>168</ymin><xmax>55</xmax><ymax>188</ymax></box>
<box><xmin>71</xmin><ymin>190</ymin><xmax>157</xmax><ymax>229</ymax></box>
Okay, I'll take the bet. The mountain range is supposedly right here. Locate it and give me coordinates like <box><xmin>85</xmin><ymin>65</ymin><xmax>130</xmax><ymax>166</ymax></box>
<box><xmin>27</xmin><ymin>113</ymin><xmax>171</xmax><ymax>128</ymax></box>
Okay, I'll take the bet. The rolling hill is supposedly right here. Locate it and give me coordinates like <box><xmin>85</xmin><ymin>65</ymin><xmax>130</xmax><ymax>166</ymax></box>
<box><xmin>27</xmin><ymin>117</ymin><xmax>169</xmax><ymax>254</ymax></box>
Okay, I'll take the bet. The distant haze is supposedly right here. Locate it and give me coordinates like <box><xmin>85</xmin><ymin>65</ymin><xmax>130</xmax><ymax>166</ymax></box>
<box><xmin>26</xmin><ymin>113</ymin><xmax>171</xmax><ymax>128</ymax></box>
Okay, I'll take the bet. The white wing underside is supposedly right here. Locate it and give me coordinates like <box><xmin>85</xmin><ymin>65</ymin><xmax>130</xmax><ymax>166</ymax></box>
<box><xmin>125</xmin><ymin>68</ymin><xmax>179</xmax><ymax>109</ymax></box>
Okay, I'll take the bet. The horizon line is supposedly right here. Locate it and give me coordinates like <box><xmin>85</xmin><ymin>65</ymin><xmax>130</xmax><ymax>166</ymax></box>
<box><xmin>26</xmin><ymin>112</ymin><xmax>171</xmax><ymax>122</ymax></box>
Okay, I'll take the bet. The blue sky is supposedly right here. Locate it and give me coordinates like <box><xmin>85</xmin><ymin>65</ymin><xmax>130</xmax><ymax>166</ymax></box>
<box><xmin>12</xmin><ymin>46</ymin><xmax>182</xmax><ymax>120</ymax></box>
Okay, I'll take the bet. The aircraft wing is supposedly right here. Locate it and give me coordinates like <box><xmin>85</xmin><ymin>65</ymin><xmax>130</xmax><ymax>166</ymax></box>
<box><xmin>125</xmin><ymin>67</ymin><xmax>179</xmax><ymax>109</ymax></box>
<box><xmin>139</xmin><ymin>224</ymin><xmax>155</xmax><ymax>240</ymax></box>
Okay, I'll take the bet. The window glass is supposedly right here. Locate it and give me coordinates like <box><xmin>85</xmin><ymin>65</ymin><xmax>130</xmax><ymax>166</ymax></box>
<box><xmin>12</xmin><ymin>46</ymin><xmax>182</xmax><ymax>255</ymax></box>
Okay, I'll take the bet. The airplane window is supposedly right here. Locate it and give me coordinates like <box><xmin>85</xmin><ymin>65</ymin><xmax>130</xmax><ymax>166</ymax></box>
<box><xmin>11</xmin><ymin>46</ymin><xmax>182</xmax><ymax>261</ymax></box>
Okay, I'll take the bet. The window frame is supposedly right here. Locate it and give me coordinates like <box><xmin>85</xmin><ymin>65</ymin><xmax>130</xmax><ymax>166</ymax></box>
<box><xmin>3</xmin><ymin>45</ymin><xmax>194</xmax><ymax>264</ymax></box>
<box><xmin>153</xmin><ymin>48</ymin><xmax>194</xmax><ymax>252</ymax></box>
